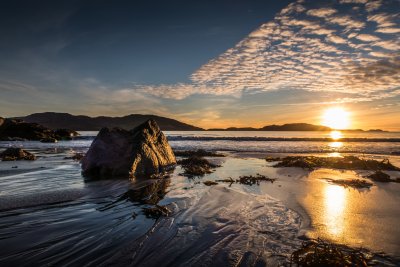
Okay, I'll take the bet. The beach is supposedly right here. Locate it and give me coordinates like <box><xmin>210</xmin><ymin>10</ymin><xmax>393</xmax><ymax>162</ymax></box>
<box><xmin>0</xmin><ymin>131</ymin><xmax>400</xmax><ymax>266</ymax></box>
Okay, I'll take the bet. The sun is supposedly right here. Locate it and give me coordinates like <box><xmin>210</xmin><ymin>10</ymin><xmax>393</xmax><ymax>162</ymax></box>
<box><xmin>321</xmin><ymin>107</ymin><xmax>350</xmax><ymax>130</ymax></box>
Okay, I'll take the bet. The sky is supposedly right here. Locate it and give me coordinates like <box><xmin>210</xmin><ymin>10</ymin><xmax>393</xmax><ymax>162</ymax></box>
<box><xmin>0</xmin><ymin>0</ymin><xmax>399</xmax><ymax>130</ymax></box>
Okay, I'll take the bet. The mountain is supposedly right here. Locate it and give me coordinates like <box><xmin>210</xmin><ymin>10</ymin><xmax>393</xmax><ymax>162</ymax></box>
<box><xmin>260</xmin><ymin>123</ymin><xmax>331</xmax><ymax>131</ymax></box>
<box><xmin>208</xmin><ymin>123</ymin><xmax>332</xmax><ymax>131</ymax></box>
<box><xmin>16</xmin><ymin>112</ymin><xmax>204</xmax><ymax>131</ymax></box>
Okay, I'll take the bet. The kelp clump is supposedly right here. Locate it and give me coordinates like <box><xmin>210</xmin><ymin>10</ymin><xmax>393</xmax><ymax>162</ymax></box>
<box><xmin>175</xmin><ymin>149</ymin><xmax>225</xmax><ymax>157</ymax></box>
<box><xmin>326</xmin><ymin>178</ymin><xmax>373</xmax><ymax>189</ymax></box>
<box><xmin>217</xmin><ymin>174</ymin><xmax>276</xmax><ymax>186</ymax></box>
<box><xmin>178</xmin><ymin>156</ymin><xmax>220</xmax><ymax>177</ymax></box>
<box><xmin>203</xmin><ymin>180</ymin><xmax>218</xmax><ymax>186</ymax></box>
<box><xmin>290</xmin><ymin>239</ymin><xmax>369</xmax><ymax>267</ymax></box>
<box><xmin>272</xmin><ymin>156</ymin><xmax>399</xmax><ymax>171</ymax></box>
<box><xmin>367</xmin><ymin>171</ymin><xmax>392</xmax><ymax>183</ymax></box>
<box><xmin>142</xmin><ymin>205</ymin><xmax>171</xmax><ymax>219</ymax></box>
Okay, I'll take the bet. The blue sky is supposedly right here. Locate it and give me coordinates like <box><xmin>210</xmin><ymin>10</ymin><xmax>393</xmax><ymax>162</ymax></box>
<box><xmin>0</xmin><ymin>0</ymin><xmax>399</xmax><ymax>130</ymax></box>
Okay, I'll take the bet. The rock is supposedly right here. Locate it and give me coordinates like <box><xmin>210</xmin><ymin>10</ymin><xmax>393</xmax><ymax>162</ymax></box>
<box><xmin>0</xmin><ymin>118</ymin><xmax>55</xmax><ymax>141</ymax></box>
<box><xmin>0</xmin><ymin>148</ymin><xmax>36</xmax><ymax>161</ymax></box>
<box><xmin>40</xmin><ymin>138</ymin><xmax>58</xmax><ymax>143</ymax></box>
<box><xmin>142</xmin><ymin>205</ymin><xmax>171</xmax><ymax>219</ymax></box>
<box><xmin>54</xmin><ymin>128</ymin><xmax>79</xmax><ymax>140</ymax></box>
<box><xmin>203</xmin><ymin>180</ymin><xmax>218</xmax><ymax>186</ymax></box>
<box><xmin>81</xmin><ymin>119</ymin><xmax>176</xmax><ymax>178</ymax></box>
<box><xmin>367</xmin><ymin>171</ymin><xmax>392</xmax><ymax>182</ymax></box>
<box><xmin>0</xmin><ymin>118</ymin><xmax>79</xmax><ymax>141</ymax></box>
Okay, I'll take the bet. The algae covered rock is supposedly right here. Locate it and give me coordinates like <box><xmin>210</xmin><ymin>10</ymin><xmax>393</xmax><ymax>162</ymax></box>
<box><xmin>81</xmin><ymin>119</ymin><xmax>176</xmax><ymax>178</ymax></box>
<box><xmin>0</xmin><ymin>148</ymin><xmax>36</xmax><ymax>161</ymax></box>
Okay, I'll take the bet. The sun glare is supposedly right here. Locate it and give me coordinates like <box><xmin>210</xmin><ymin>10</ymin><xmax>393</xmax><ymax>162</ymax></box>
<box><xmin>322</xmin><ymin>107</ymin><xmax>350</xmax><ymax>130</ymax></box>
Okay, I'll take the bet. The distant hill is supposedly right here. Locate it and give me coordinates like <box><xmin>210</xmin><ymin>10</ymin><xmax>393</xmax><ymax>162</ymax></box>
<box><xmin>261</xmin><ymin>123</ymin><xmax>331</xmax><ymax>131</ymax></box>
<box><xmin>209</xmin><ymin>123</ymin><xmax>332</xmax><ymax>131</ymax></box>
<box><xmin>15</xmin><ymin>112</ymin><xmax>204</xmax><ymax>131</ymax></box>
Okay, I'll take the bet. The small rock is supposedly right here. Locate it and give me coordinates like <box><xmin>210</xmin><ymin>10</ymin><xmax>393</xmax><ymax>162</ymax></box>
<box><xmin>367</xmin><ymin>171</ymin><xmax>392</xmax><ymax>183</ymax></box>
<box><xmin>143</xmin><ymin>205</ymin><xmax>171</xmax><ymax>219</ymax></box>
<box><xmin>0</xmin><ymin>148</ymin><xmax>36</xmax><ymax>161</ymax></box>
<box><xmin>40</xmin><ymin>138</ymin><xmax>58</xmax><ymax>143</ymax></box>
<box><xmin>203</xmin><ymin>180</ymin><xmax>218</xmax><ymax>186</ymax></box>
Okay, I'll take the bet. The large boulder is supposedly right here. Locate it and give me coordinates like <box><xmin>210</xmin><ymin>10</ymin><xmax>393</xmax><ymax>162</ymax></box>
<box><xmin>0</xmin><ymin>148</ymin><xmax>36</xmax><ymax>161</ymax></box>
<box><xmin>81</xmin><ymin>119</ymin><xmax>176</xmax><ymax>178</ymax></box>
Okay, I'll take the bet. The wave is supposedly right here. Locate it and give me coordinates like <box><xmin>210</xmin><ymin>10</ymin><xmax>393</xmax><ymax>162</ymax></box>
<box><xmin>167</xmin><ymin>136</ymin><xmax>400</xmax><ymax>142</ymax></box>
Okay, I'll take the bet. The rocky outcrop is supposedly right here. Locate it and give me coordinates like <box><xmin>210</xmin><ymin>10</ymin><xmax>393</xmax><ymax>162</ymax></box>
<box><xmin>54</xmin><ymin>129</ymin><xmax>79</xmax><ymax>140</ymax></box>
<box><xmin>0</xmin><ymin>118</ymin><xmax>78</xmax><ymax>141</ymax></box>
<box><xmin>0</xmin><ymin>148</ymin><xmax>36</xmax><ymax>161</ymax></box>
<box><xmin>81</xmin><ymin>119</ymin><xmax>176</xmax><ymax>178</ymax></box>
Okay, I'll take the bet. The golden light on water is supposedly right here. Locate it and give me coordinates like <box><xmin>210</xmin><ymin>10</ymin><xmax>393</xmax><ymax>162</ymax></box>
<box><xmin>330</xmin><ymin>130</ymin><xmax>342</xmax><ymax>140</ymax></box>
<box><xmin>322</xmin><ymin>107</ymin><xmax>350</xmax><ymax>130</ymax></box>
<box><xmin>324</xmin><ymin>184</ymin><xmax>347</xmax><ymax>238</ymax></box>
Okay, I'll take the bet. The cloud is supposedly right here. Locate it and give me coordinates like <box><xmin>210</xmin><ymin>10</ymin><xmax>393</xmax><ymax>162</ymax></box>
<box><xmin>368</xmin><ymin>13</ymin><xmax>397</xmax><ymax>28</ymax></box>
<box><xmin>339</xmin><ymin>0</ymin><xmax>368</xmax><ymax>3</ymax></box>
<box><xmin>365</xmin><ymin>1</ymin><xmax>383</xmax><ymax>12</ymax></box>
<box><xmin>376</xmin><ymin>27</ymin><xmax>400</xmax><ymax>34</ymax></box>
<box><xmin>307</xmin><ymin>8</ymin><xmax>337</xmax><ymax>17</ymax></box>
<box><xmin>327</xmin><ymin>34</ymin><xmax>347</xmax><ymax>44</ymax></box>
<box><xmin>355</xmin><ymin>33</ymin><xmax>380</xmax><ymax>42</ymax></box>
<box><xmin>328</xmin><ymin>15</ymin><xmax>365</xmax><ymax>29</ymax></box>
<box><xmin>188</xmin><ymin>0</ymin><xmax>399</xmax><ymax>103</ymax></box>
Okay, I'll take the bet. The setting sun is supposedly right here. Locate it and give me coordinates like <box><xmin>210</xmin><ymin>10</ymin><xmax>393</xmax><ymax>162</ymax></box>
<box><xmin>322</xmin><ymin>107</ymin><xmax>350</xmax><ymax>130</ymax></box>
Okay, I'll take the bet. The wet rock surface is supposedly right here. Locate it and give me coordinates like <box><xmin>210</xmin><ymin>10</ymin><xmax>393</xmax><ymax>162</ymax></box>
<box><xmin>0</xmin><ymin>148</ymin><xmax>36</xmax><ymax>161</ymax></box>
<box><xmin>81</xmin><ymin>119</ymin><xmax>176</xmax><ymax>178</ymax></box>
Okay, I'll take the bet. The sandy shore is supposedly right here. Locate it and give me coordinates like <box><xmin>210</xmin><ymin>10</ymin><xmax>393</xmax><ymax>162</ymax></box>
<box><xmin>0</xmin><ymin>150</ymin><xmax>399</xmax><ymax>266</ymax></box>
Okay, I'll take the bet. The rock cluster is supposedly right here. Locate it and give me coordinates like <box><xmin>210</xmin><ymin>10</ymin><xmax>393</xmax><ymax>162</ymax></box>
<box><xmin>0</xmin><ymin>117</ymin><xmax>78</xmax><ymax>141</ymax></box>
<box><xmin>0</xmin><ymin>148</ymin><xmax>36</xmax><ymax>161</ymax></box>
<box><xmin>81</xmin><ymin>119</ymin><xmax>176</xmax><ymax>178</ymax></box>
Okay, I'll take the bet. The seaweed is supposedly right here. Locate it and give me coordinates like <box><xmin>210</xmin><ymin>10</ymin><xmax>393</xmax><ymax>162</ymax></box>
<box><xmin>217</xmin><ymin>174</ymin><xmax>276</xmax><ymax>186</ymax></box>
<box><xmin>272</xmin><ymin>156</ymin><xmax>399</xmax><ymax>171</ymax></box>
<box><xmin>175</xmin><ymin>149</ymin><xmax>225</xmax><ymax>157</ymax></box>
<box><xmin>203</xmin><ymin>180</ymin><xmax>218</xmax><ymax>186</ymax></box>
<box><xmin>325</xmin><ymin>178</ymin><xmax>373</xmax><ymax>189</ymax></box>
<box><xmin>290</xmin><ymin>238</ymin><xmax>369</xmax><ymax>267</ymax></box>
<box><xmin>142</xmin><ymin>205</ymin><xmax>171</xmax><ymax>219</ymax></box>
<box><xmin>178</xmin><ymin>156</ymin><xmax>220</xmax><ymax>177</ymax></box>
<box><xmin>367</xmin><ymin>171</ymin><xmax>392</xmax><ymax>183</ymax></box>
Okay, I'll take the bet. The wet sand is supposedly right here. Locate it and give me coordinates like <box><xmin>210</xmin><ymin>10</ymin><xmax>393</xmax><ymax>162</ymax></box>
<box><xmin>0</xmin><ymin>150</ymin><xmax>399</xmax><ymax>266</ymax></box>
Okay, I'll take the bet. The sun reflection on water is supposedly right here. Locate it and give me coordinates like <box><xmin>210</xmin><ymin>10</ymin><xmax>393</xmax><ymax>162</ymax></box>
<box><xmin>330</xmin><ymin>130</ymin><xmax>342</xmax><ymax>140</ymax></box>
<box><xmin>324</xmin><ymin>184</ymin><xmax>347</xmax><ymax>238</ymax></box>
<box><xmin>329</xmin><ymin>142</ymin><xmax>343</xmax><ymax>149</ymax></box>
